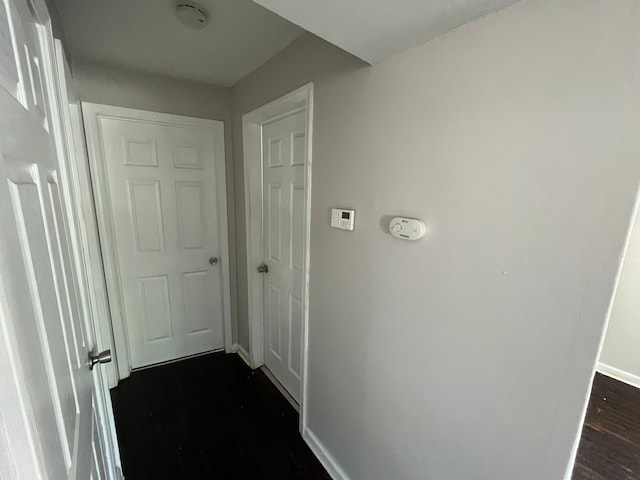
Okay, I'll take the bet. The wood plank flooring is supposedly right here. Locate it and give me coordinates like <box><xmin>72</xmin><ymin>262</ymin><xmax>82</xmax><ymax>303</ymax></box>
<box><xmin>573</xmin><ymin>373</ymin><xmax>640</xmax><ymax>480</ymax></box>
<box><xmin>110</xmin><ymin>352</ymin><xmax>330</xmax><ymax>479</ymax></box>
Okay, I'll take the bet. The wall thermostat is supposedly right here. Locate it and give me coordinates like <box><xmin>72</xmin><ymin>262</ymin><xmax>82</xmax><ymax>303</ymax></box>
<box><xmin>389</xmin><ymin>217</ymin><xmax>427</xmax><ymax>240</ymax></box>
<box><xmin>331</xmin><ymin>208</ymin><xmax>355</xmax><ymax>231</ymax></box>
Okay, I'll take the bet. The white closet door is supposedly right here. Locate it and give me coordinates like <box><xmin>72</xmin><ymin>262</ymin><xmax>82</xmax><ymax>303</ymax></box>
<box><xmin>93</xmin><ymin>111</ymin><xmax>226</xmax><ymax>368</ymax></box>
<box><xmin>262</xmin><ymin>110</ymin><xmax>306</xmax><ymax>402</ymax></box>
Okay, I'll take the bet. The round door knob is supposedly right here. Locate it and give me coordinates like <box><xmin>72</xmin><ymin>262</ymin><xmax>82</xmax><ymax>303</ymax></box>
<box><xmin>209</xmin><ymin>257</ymin><xmax>218</xmax><ymax>266</ymax></box>
<box><xmin>89</xmin><ymin>349</ymin><xmax>112</xmax><ymax>370</ymax></box>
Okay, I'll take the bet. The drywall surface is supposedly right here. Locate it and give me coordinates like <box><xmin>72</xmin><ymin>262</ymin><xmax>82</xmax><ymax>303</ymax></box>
<box><xmin>599</xmin><ymin>208</ymin><xmax>640</xmax><ymax>383</ymax></box>
<box><xmin>43</xmin><ymin>0</ymin><xmax>68</xmax><ymax>55</ymax></box>
<box><xmin>72</xmin><ymin>60</ymin><xmax>231</xmax><ymax>120</ymax></box>
<box><xmin>231</xmin><ymin>34</ymin><xmax>364</xmax><ymax>349</ymax></box>
<box><xmin>74</xmin><ymin>61</ymin><xmax>239</xmax><ymax>344</ymax></box>
<box><xmin>254</xmin><ymin>0</ymin><xmax>521</xmax><ymax>64</ymax></box>
<box><xmin>232</xmin><ymin>0</ymin><xmax>640</xmax><ymax>478</ymax></box>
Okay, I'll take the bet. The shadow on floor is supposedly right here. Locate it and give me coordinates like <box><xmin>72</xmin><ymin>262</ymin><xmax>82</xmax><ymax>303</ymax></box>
<box><xmin>111</xmin><ymin>352</ymin><xmax>331</xmax><ymax>479</ymax></box>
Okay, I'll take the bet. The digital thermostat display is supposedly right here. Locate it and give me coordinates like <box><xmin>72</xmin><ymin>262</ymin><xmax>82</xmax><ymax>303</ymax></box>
<box><xmin>331</xmin><ymin>208</ymin><xmax>355</xmax><ymax>231</ymax></box>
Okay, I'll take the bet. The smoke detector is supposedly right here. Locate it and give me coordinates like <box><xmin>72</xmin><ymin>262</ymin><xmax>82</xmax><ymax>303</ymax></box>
<box><xmin>176</xmin><ymin>2</ymin><xmax>209</xmax><ymax>29</ymax></box>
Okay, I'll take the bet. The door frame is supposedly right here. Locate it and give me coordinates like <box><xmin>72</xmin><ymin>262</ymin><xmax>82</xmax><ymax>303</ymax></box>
<box><xmin>46</xmin><ymin>40</ymin><xmax>123</xmax><ymax>477</ymax></box>
<box><xmin>242</xmin><ymin>83</ymin><xmax>314</xmax><ymax>424</ymax></box>
<box><xmin>53</xmin><ymin>49</ymin><xmax>119</xmax><ymax>390</ymax></box>
<box><xmin>82</xmin><ymin>103</ymin><xmax>233</xmax><ymax>380</ymax></box>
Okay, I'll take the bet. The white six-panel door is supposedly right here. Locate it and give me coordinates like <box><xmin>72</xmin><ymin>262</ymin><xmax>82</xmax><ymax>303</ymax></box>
<box><xmin>262</xmin><ymin>110</ymin><xmax>306</xmax><ymax>402</ymax></box>
<box><xmin>0</xmin><ymin>0</ymin><xmax>112</xmax><ymax>478</ymax></box>
<box><xmin>85</xmin><ymin>107</ymin><xmax>228</xmax><ymax>369</ymax></box>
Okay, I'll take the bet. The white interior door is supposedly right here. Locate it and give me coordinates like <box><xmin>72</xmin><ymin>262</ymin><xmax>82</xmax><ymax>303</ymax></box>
<box><xmin>0</xmin><ymin>0</ymin><xmax>112</xmax><ymax>478</ymax></box>
<box><xmin>86</xmin><ymin>107</ymin><xmax>227</xmax><ymax>369</ymax></box>
<box><xmin>262</xmin><ymin>110</ymin><xmax>307</xmax><ymax>402</ymax></box>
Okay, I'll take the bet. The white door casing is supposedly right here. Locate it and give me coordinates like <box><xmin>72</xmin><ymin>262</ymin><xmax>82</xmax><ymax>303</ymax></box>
<box><xmin>83</xmin><ymin>104</ymin><xmax>232</xmax><ymax>371</ymax></box>
<box><xmin>0</xmin><ymin>0</ymin><xmax>115</xmax><ymax>478</ymax></box>
<box><xmin>53</xmin><ymin>43</ymin><xmax>118</xmax><ymax>390</ymax></box>
<box><xmin>262</xmin><ymin>110</ymin><xmax>307</xmax><ymax>403</ymax></box>
<box><xmin>51</xmin><ymin>40</ymin><xmax>122</xmax><ymax>477</ymax></box>
<box><xmin>243</xmin><ymin>84</ymin><xmax>313</xmax><ymax>418</ymax></box>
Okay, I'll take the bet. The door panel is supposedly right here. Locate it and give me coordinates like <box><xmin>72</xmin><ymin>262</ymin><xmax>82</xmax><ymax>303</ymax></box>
<box><xmin>139</xmin><ymin>275</ymin><xmax>173</xmax><ymax>342</ymax></box>
<box><xmin>289</xmin><ymin>295</ymin><xmax>303</xmax><ymax>377</ymax></box>
<box><xmin>95</xmin><ymin>114</ymin><xmax>226</xmax><ymax>368</ymax></box>
<box><xmin>90</xmin><ymin>402</ymin><xmax>108</xmax><ymax>480</ymax></box>
<box><xmin>182</xmin><ymin>271</ymin><xmax>212</xmax><ymax>334</ymax></box>
<box><xmin>127</xmin><ymin>179</ymin><xmax>165</xmax><ymax>253</ymax></box>
<box><xmin>0</xmin><ymin>0</ymin><xmax>21</xmax><ymax>100</ymax></box>
<box><xmin>268</xmin><ymin>183</ymin><xmax>282</xmax><ymax>261</ymax></box>
<box><xmin>262</xmin><ymin>110</ymin><xmax>306</xmax><ymax>402</ymax></box>
<box><xmin>176</xmin><ymin>181</ymin><xmax>205</xmax><ymax>249</ymax></box>
<box><xmin>8</xmin><ymin>168</ymin><xmax>79</xmax><ymax>469</ymax></box>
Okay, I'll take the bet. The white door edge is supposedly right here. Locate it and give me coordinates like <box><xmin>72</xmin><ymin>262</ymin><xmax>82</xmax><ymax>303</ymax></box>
<box><xmin>82</xmin><ymin>103</ymin><xmax>233</xmax><ymax>379</ymax></box>
<box><xmin>242</xmin><ymin>83</ymin><xmax>314</xmax><ymax>433</ymax></box>
<box><xmin>49</xmin><ymin>41</ymin><xmax>117</xmax><ymax>392</ymax></box>
<box><xmin>47</xmin><ymin>39</ymin><xmax>123</xmax><ymax>475</ymax></box>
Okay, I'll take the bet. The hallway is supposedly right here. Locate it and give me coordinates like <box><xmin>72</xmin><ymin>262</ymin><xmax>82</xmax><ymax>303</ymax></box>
<box><xmin>110</xmin><ymin>353</ymin><xmax>330</xmax><ymax>479</ymax></box>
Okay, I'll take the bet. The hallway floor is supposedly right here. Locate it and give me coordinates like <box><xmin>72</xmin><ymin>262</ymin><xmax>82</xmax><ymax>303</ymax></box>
<box><xmin>573</xmin><ymin>373</ymin><xmax>640</xmax><ymax>479</ymax></box>
<box><xmin>110</xmin><ymin>352</ymin><xmax>330</xmax><ymax>479</ymax></box>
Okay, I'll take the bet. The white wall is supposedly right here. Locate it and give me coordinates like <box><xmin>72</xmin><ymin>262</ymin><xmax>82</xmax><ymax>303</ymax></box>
<box><xmin>599</xmin><ymin>208</ymin><xmax>640</xmax><ymax>386</ymax></box>
<box><xmin>44</xmin><ymin>0</ymin><xmax>68</xmax><ymax>58</ymax></box>
<box><xmin>72</xmin><ymin>61</ymin><xmax>240</xmax><ymax>343</ymax></box>
<box><xmin>72</xmin><ymin>60</ymin><xmax>231</xmax><ymax>120</ymax></box>
<box><xmin>231</xmin><ymin>0</ymin><xmax>640</xmax><ymax>479</ymax></box>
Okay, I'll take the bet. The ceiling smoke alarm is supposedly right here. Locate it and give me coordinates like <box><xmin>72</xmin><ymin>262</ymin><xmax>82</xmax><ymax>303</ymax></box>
<box><xmin>176</xmin><ymin>2</ymin><xmax>209</xmax><ymax>29</ymax></box>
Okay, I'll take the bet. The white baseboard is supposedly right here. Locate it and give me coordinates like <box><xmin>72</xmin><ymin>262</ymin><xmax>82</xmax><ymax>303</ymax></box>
<box><xmin>303</xmin><ymin>428</ymin><xmax>351</xmax><ymax>480</ymax></box>
<box><xmin>231</xmin><ymin>343</ymin><xmax>251</xmax><ymax>368</ymax></box>
<box><xmin>597</xmin><ymin>362</ymin><xmax>640</xmax><ymax>389</ymax></box>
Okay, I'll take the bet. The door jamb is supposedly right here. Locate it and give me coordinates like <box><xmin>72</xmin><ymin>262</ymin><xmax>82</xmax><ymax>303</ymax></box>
<box><xmin>50</xmin><ymin>45</ymin><xmax>118</xmax><ymax>389</ymax></box>
<box><xmin>82</xmin><ymin>103</ymin><xmax>233</xmax><ymax>379</ymax></box>
<box><xmin>242</xmin><ymin>83</ymin><xmax>314</xmax><ymax>431</ymax></box>
<box><xmin>47</xmin><ymin>40</ymin><xmax>123</xmax><ymax>477</ymax></box>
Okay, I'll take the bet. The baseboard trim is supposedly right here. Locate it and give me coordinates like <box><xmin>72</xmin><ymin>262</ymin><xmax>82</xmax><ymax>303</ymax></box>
<box><xmin>597</xmin><ymin>362</ymin><xmax>640</xmax><ymax>389</ymax></box>
<box><xmin>231</xmin><ymin>343</ymin><xmax>251</xmax><ymax>368</ymax></box>
<box><xmin>302</xmin><ymin>428</ymin><xmax>351</xmax><ymax>480</ymax></box>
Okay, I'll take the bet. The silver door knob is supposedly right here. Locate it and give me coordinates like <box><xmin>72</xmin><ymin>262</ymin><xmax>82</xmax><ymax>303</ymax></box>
<box><xmin>257</xmin><ymin>263</ymin><xmax>269</xmax><ymax>273</ymax></box>
<box><xmin>89</xmin><ymin>349</ymin><xmax>112</xmax><ymax>370</ymax></box>
<box><xmin>209</xmin><ymin>256</ymin><xmax>218</xmax><ymax>266</ymax></box>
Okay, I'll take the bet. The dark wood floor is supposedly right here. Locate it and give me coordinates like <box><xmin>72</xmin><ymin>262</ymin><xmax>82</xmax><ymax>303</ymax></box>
<box><xmin>111</xmin><ymin>352</ymin><xmax>330</xmax><ymax>479</ymax></box>
<box><xmin>573</xmin><ymin>373</ymin><xmax>640</xmax><ymax>480</ymax></box>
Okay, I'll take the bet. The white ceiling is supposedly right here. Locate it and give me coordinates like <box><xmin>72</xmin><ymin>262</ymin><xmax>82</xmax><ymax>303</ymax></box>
<box><xmin>254</xmin><ymin>0</ymin><xmax>523</xmax><ymax>64</ymax></box>
<box><xmin>53</xmin><ymin>0</ymin><xmax>304</xmax><ymax>86</ymax></box>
